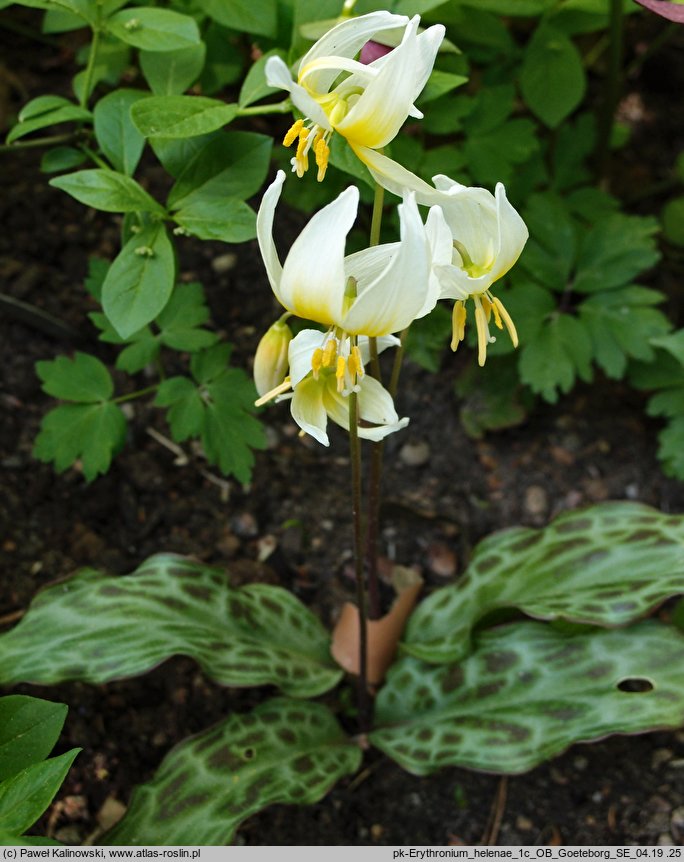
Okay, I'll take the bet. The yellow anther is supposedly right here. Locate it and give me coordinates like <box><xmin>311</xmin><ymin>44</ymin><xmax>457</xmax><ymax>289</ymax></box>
<box><xmin>336</xmin><ymin>356</ymin><xmax>346</xmax><ymax>392</ymax></box>
<box><xmin>283</xmin><ymin>119</ymin><xmax>304</xmax><ymax>147</ymax></box>
<box><xmin>295</xmin><ymin>127</ymin><xmax>310</xmax><ymax>160</ymax></box>
<box><xmin>451</xmin><ymin>301</ymin><xmax>466</xmax><ymax>351</ymax></box>
<box><xmin>474</xmin><ymin>301</ymin><xmax>488</xmax><ymax>367</ymax></box>
<box><xmin>488</xmin><ymin>294</ymin><xmax>503</xmax><ymax>330</ymax></box>
<box><xmin>322</xmin><ymin>339</ymin><xmax>337</xmax><ymax>367</ymax></box>
<box><xmin>311</xmin><ymin>347</ymin><xmax>324</xmax><ymax>379</ymax></box>
<box><xmin>492</xmin><ymin>296</ymin><xmax>518</xmax><ymax>348</ymax></box>
<box><xmin>481</xmin><ymin>295</ymin><xmax>493</xmax><ymax>323</ymax></box>
<box><xmin>351</xmin><ymin>345</ymin><xmax>364</xmax><ymax>378</ymax></box>
<box><xmin>315</xmin><ymin>138</ymin><xmax>330</xmax><ymax>183</ymax></box>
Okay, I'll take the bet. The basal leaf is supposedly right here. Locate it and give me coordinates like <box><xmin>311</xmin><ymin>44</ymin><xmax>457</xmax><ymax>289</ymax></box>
<box><xmin>0</xmin><ymin>750</ymin><xmax>80</xmax><ymax>836</ymax></box>
<box><xmin>372</xmin><ymin>621</ymin><xmax>684</xmax><ymax>774</ymax></box>
<box><xmin>131</xmin><ymin>96</ymin><xmax>238</xmax><ymax>139</ymax></box>
<box><xmin>101</xmin><ymin>222</ymin><xmax>175</xmax><ymax>339</ymax></box>
<box><xmin>403</xmin><ymin>501</ymin><xmax>684</xmax><ymax>664</ymax></box>
<box><xmin>49</xmin><ymin>169</ymin><xmax>165</xmax><ymax>215</ymax></box>
<box><xmin>0</xmin><ymin>697</ymin><xmax>67</xmax><ymax>783</ymax></box>
<box><xmin>106</xmin><ymin>7</ymin><xmax>201</xmax><ymax>51</ymax></box>
<box><xmin>102</xmin><ymin>699</ymin><xmax>360</xmax><ymax>845</ymax></box>
<box><xmin>0</xmin><ymin>555</ymin><xmax>342</xmax><ymax>698</ymax></box>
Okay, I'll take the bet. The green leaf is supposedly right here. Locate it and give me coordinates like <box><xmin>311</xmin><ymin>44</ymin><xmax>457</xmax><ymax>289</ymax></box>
<box><xmin>0</xmin><ymin>556</ymin><xmax>342</xmax><ymax>698</ymax></box>
<box><xmin>150</xmin><ymin>134</ymin><xmax>216</xmax><ymax>178</ymax></box>
<box><xmin>518</xmin><ymin>192</ymin><xmax>576</xmax><ymax>291</ymax></box>
<box><xmin>579</xmin><ymin>286</ymin><xmax>671</xmax><ymax>378</ymax></box>
<box><xmin>0</xmin><ymin>750</ymin><xmax>80</xmax><ymax>836</ymax></box>
<box><xmin>155</xmin><ymin>377</ymin><xmax>205</xmax><ymax>440</ymax></box>
<box><xmin>372</xmin><ymin>621</ymin><xmax>684</xmax><ymax>774</ymax></box>
<box><xmin>140</xmin><ymin>42</ymin><xmax>207</xmax><ymax>96</ymax></box>
<box><xmin>6</xmin><ymin>103</ymin><xmax>91</xmax><ymax>144</ymax></box>
<box><xmin>34</xmin><ymin>402</ymin><xmax>127</xmax><ymax>482</ymax></box>
<box><xmin>40</xmin><ymin>146</ymin><xmax>87</xmax><ymax>174</ymax></box>
<box><xmin>85</xmin><ymin>257</ymin><xmax>110</xmax><ymax>302</ymax></box>
<box><xmin>663</xmin><ymin>196</ymin><xmax>684</xmax><ymax>248</ymax></box>
<box><xmin>418</xmin><ymin>70</ymin><xmax>468</xmax><ymax>105</ymax></box>
<box><xmin>106</xmin><ymin>7</ymin><xmax>201</xmax><ymax>51</ymax></box>
<box><xmin>115</xmin><ymin>332</ymin><xmax>160</xmax><ymax>374</ymax></box>
<box><xmin>455</xmin><ymin>359</ymin><xmax>530</xmax><ymax>439</ymax></box>
<box><xmin>519</xmin><ymin>312</ymin><xmax>593</xmax><ymax>402</ymax></box>
<box><xmin>199</xmin><ymin>21</ymin><xmax>243</xmax><ymax>95</ymax></box>
<box><xmin>72</xmin><ymin>34</ymin><xmax>131</xmax><ymax>106</ymax></box>
<box><xmin>465</xmin><ymin>118</ymin><xmax>539</xmax><ymax>188</ymax></box>
<box><xmin>657</xmin><ymin>417</ymin><xmax>684</xmax><ymax>480</ymax></box>
<box><xmin>573</xmin><ymin>213</ymin><xmax>661</xmax><ymax>294</ymax></box>
<box><xmin>167</xmin><ymin>131</ymin><xmax>272</xmax><ymax>208</ymax></box>
<box><xmin>131</xmin><ymin>96</ymin><xmax>238</xmax><ymax>139</ymax></box>
<box><xmin>550</xmin><ymin>112</ymin><xmax>595</xmax><ymax>191</ymax></box>
<box><xmin>93</xmin><ymin>89</ymin><xmax>148</xmax><ymax>176</ymax></box>
<box><xmin>405</xmin><ymin>304</ymin><xmax>451</xmax><ymax>372</ymax></box>
<box><xmin>102</xmin><ymin>223</ymin><xmax>175</xmax><ymax>339</ymax></box>
<box><xmin>0</xmin><ymin>697</ymin><xmax>67</xmax><ymax>783</ymax></box>
<box><xmin>103</xmin><ymin>699</ymin><xmax>360</xmax><ymax>845</ymax></box>
<box><xmin>156</xmin><ymin>281</ymin><xmax>217</xmax><ymax>352</ymax></box>
<box><xmin>520</xmin><ymin>23</ymin><xmax>585</xmax><ymax>128</ymax></box>
<box><xmin>173</xmin><ymin>197</ymin><xmax>256</xmax><ymax>243</ymax></box>
<box><xmin>239</xmin><ymin>50</ymin><xmax>286</xmax><ymax>108</ymax></box>
<box><xmin>18</xmin><ymin>95</ymin><xmax>74</xmax><ymax>122</ymax></box>
<box><xmin>35</xmin><ymin>352</ymin><xmax>113</xmax><ymax>402</ymax></box>
<box><xmin>403</xmin><ymin>501</ymin><xmax>684</xmax><ymax>664</ymax></box>
<box><xmin>42</xmin><ymin>7</ymin><xmax>84</xmax><ymax>32</ymax></box>
<box><xmin>198</xmin><ymin>0</ymin><xmax>277</xmax><ymax>37</ymax></box>
<box><xmin>49</xmin><ymin>169</ymin><xmax>165</xmax><ymax>215</ymax></box>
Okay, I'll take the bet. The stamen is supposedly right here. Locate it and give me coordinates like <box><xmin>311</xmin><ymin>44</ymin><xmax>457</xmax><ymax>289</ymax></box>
<box><xmin>488</xmin><ymin>293</ymin><xmax>504</xmax><ymax>330</ymax></box>
<box><xmin>283</xmin><ymin>119</ymin><xmax>304</xmax><ymax>147</ymax></box>
<box><xmin>336</xmin><ymin>356</ymin><xmax>346</xmax><ymax>392</ymax></box>
<box><xmin>474</xmin><ymin>299</ymin><xmax>489</xmax><ymax>367</ymax></box>
<box><xmin>451</xmin><ymin>301</ymin><xmax>466</xmax><ymax>352</ymax></box>
<box><xmin>295</xmin><ymin>127</ymin><xmax>310</xmax><ymax>160</ymax></box>
<box><xmin>351</xmin><ymin>345</ymin><xmax>364</xmax><ymax>378</ymax></box>
<box><xmin>481</xmin><ymin>295</ymin><xmax>493</xmax><ymax>323</ymax></box>
<box><xmin>492</xmin><ymin>296</ymin><xmax>518</xmax><ymax>348</ymax></box>
<box><xmin>315</xmin><ymin>138</ymin><xmax>330</xmax><ymax>183</ymax></box>
<box><xmin>311</xmin><ymin>347</ymin><xmax>324</xmax><ymax>379</ymax></box>
<box><xmin>322</xmin><ymin>338</ymin><xmax>337</xmax><ymax>367</ymax></box>
<box><xmin>255</xmin><ymin>377</ymin><xmax>292</xmax><ymax>407</ymax></box>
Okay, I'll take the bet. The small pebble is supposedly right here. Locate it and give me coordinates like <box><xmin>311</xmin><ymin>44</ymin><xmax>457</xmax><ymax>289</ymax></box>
<box><xmin>426</xmin><ymin>542</ymin><xmax>457</xmax><ymax>578</ymax></box>
<box><xmin>670</xmin><ymin>805</ymin><xmax>684</xmax><ymax>841</ymax></box>
<box><xmin>399</xmin><ymin>440</ymin><xmax>431</xmax><ymax>467</ymax></box>
<box><xmin>524</xmin><ymin>485</ymin><xmax>548</xmax><ymax>517</ymax></box>
<box><xmin>516</xmin><ymin>815</ymin><xmax>533</xmax><ymax>831</ymax></box>
<box><xmin>211</xmin><ymin>253</ymin><xmax>237</xmax><ymax>273</ymax></box>
<box><xmin>231</xmin><ymin>512</ymin><xmax>258</xmax><ymax>537</ymax></box>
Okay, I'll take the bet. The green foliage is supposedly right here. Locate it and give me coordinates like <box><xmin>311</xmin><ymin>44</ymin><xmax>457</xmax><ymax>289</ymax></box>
<box><xmin>520</xmin><ymin>24</ymin><xmax>585</xmax><ymax>128</ymax></box>
<box><xmin>0</xmin><ymin>696</ymin><xmax>79</xmax><ymax>845</ymax></box>
<box><xmin>454</xmin><ymin>359</ymin><xmax>532</xmax><ymax>438</ymax></box>
<box><xmin>50</xmin><ymin>168</ymin><xmax>165</xmax><ymax>214</ymax></box>
<box><xmin>131</xmin><ymin>95</ymin><xmax>238</xmax><ymax>139</ymax></box>
<box><xmin>403</xmin><ymin>501</ymin><xmax>684</xmax><ymax>663</ymax></box>
<box><xmin>0</xmin><ymin>555</ymin><xmax>342</xmax><ymax>698</ymax></box>
<box><xmin>33</xmin><ymin>353</ymin><xmax>127</xmax><ymax>482</ymax></box>
<box><xmin>155</xmin><ymin>344</ymin><xmax>267</xmax><ymax>484</ymax></box>
<box><xmin>140</xmin><ymin>43</ymin><xmax>207</xmax><ymax>96</ymax></box>
<box><xmin>6</xmin><ymin>97</ymin><xmax>91</xmax><ymax>144</ymax></box>
<box><xmin>105</xmin><ymin>7</ymin><xmax>201</xmax><ymax>52</ymax></box>
<box><xmin>93</xmin><ymin>89</ymin><xmax>148</xmax><ymax>175</ymax></box>
<box><xmin>372</xmin><ymin>621</ymin><xmax>684</xmax><ymax>774</ymax></box>
<box><xmin>103</xmin><ymin>699</ymin><xmax>360</xmax><ymax>845</ymax></box>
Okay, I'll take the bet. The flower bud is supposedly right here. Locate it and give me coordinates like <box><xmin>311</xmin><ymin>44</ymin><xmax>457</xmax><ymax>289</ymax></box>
<box><xmin>253</xmin><ymin>319</ymin><xmax>293</xmax><ymax>397</ymax></box>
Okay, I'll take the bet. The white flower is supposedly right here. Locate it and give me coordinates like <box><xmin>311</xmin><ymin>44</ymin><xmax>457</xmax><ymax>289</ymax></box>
<box><xmin>266</xmin><ymin>11</ymin><xmax>444</xmax><ymax>180</ymax></box>
<box><xmin>257</xmin><ymin>170</ymin><xmax>437</xmax><ymax>339</ymax></box>
<box><xmin>258</xmin><ymin>329</ymin><xmax>408</xmax><ymax>447</ymax></box>
<box><xmin>354</xmin><ymin>148</ymin><xmax>529</xmax><ymax>365</ymax></box>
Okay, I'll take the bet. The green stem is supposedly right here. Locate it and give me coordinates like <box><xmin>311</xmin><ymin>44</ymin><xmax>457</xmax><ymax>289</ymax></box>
<box><xmin>80</xmin><ymin>144</ymin><xmax>110</xmax><ymax>170</ymax></box>
<box><xmin>80</xmin><ymin>21</ymin><xmax>102</xmax><ymax>110</ymax></box>
<box><xmin>0</xmin><ymin>133</ymin><xmax>78</xmax><ymax>153</ymax></box>
<box><xmin>349</xmin><ymin>388</ymin><xmax>369</xmax><ymax>730</ymax></box>
<box><xmin>113</xmin><ymin>384</ymin><xmax>159</xmax><ymax>404</ymax></box>
<box><xmin>236</xmin><ymin>100</ymin><xmax>293</xmax><ymax>117</ymax></box>
<box><xmin>595</xmin><ymin>0</ymin><xmax>624</xmax><ymax>183</ymax></box>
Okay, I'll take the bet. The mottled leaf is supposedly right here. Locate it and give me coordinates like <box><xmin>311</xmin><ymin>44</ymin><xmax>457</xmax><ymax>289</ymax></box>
<box><xmin>372</xmin><ymin>620</ymin><xmax>684</xmax><ymax>774</ymax></box>
<box><xmin>404</xmin><ymin>501</ymin><xmax>684</xmax><ymax>663</ymax></box>
<box><xmin>103</xmin><ymin>699</ymin><xmax>360</xmax><ymax>845</ymax></box>
<box><xmin>0</xmin><ymin>555</ymin><xmax>342</xmax><ymax>698</ymax></box>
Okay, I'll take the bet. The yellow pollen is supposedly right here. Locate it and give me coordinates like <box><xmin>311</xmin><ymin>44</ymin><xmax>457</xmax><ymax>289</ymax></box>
<box><xmin>311</xmin><ymin>347</ymin><xmax>324</xmax><ymax>379</ymax></box>
<box><xmin>489</xmin><ymin>294</ymin><xmax>504</xmax><ymax>330</ymax></box>
<box><xmin>283</xmin><ymin>119</ymin><xmax>304</xmax><ymax>147</ymax></box>
<box><xmin>254</xmin><ymin>377</ymin><xmax>292</xmax><ymax>407</ymax></box>
<box><xmin>322</xmin><ymin>339</ymin><xmax>337</xmax><ymax>367</ymax></box>
<box><xmin>481</xmin><ymin>295</ymin><xmax>493</xmax><ymax>323</ymax></box>
<box><xmin>451</xmin><ymin>301</ymin><xmax>466</xmax><ymax>351</ymax></box>
<box><xmin>492</xmin><ymin>296</ymin><xmax>518</xmax><ymax>348</ymax></box>
<box><xmin>351</xmin><ymin>345</ymin><xmax>364</xmax><ymax>378</ymax></box>
<box><xmin>474</xmin><ymin>301</ymin><xmax>488</xmax><ymax>367</ymax></box>
<box><xmin>315</xmin><ymin>138</ymin><xmax>330</xmax><ymax>183</ymax></box>
<box><xmin>336</xmin><ymin>356</ymin><xmax>346</xmax><ymax>392</ymax></box>
<box><xmin>295</xmin><ymin>127</ymin><xmax>310</xmax><ymax>160</ymax></box>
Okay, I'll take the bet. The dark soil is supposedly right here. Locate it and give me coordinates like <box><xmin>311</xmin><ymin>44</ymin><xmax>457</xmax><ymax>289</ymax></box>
<box><xmin>3</xmin><ymin>7</ymin><xmax>684</xmax><ymax>848</ymax></box>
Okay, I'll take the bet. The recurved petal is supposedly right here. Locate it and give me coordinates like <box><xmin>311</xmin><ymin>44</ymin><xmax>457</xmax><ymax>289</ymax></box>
<box><xmin>279</xmin><ymin>184</ymin><xmax>360</xmax><ymax>326</ymax></box>
<box><xmin>490</xmin><ymin>182</ymin><xmax>529</xmax><ymax>281</ymax></box>
<box><xmin>256</xmin><ymin>171</ymin><xmax>285</xmax><ymax>300</ymax></box>
<box><xmin>299</xmin><ymin>11</ymin><xmax>408</xmax><ymax>92</ymax></box>
<box><xmin>342</xmin><ymin>193</ymin><xmax>432</xmax><ymax>335</ymax></box>
<box><xmin>291</xmin><ymin>375</ymin><xmax>329</xmax><ymax>446</ymax></box>
<box><xmin>288</xmin><ymin>328</ymin><xmax>326</xmax><ymax>388</ymax></box>
<box><xmin>357</xmin><ymin>376</ymin><xmax>409</xmax><ymax>441</ymax></box>
<box><xmin>266</xmin><ymin>56</ymin><xmax>331</xmax><ymax>129</ymax></box>
<box><xmin>350</xmin><ymin>144</ymin><xmax>443</xmax><ymax>202</ymax></box>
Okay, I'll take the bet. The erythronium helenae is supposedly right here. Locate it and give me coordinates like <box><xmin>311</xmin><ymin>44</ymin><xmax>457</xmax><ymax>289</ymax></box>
<box><xmin>4</xmin><ymin>0</ymin><xmax>684</xmax><ymax>847</ymax></box>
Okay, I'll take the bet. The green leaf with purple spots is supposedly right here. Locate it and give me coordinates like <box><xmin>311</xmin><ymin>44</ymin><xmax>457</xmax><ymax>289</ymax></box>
<box><xmin>101</xmin><ymin>698</ymin><xmax>361</xmax><ymax>845</ymax></box>
<box><xmin>404</xmin><ymin>502</ymin><xmax>684</xmax><ymax>663</ymax></box>
<box><xmin>0</xmin><ymin>555</ymin><xmax>341</xmax><ymax>698</ymax></box>
<box><xmin>372</xmin><ymin>620</ymin><xmax>684</xmax><ymax>775</ymax></box>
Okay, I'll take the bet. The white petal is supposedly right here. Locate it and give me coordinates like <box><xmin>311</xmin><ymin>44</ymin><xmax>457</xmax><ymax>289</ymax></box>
<box><xmin>336</xmin><ymin>17</ymin><xmax>421</xmax><ymax>149</ymax></box>
<box><xmin>256</xmin><ymin>171</ymin><xmax>285</xmax><ymax>302</ymax></box>
<box><xmin>341</xmin><ymin>193</ymin><xmax>432</xmax><ymax>335</ymax></box>
<box><xmin>344</xmin><ymin>241</ymin><xmax>400</xmax><ymax>285</ymax></box>
<box><xmin>490</xmin><ymin>182</ymin><xmax>529</xmax><ymax>281</ymax></box>
<box><xmin>279</xmin><ymin>185</ymin><xmax>359</xmax><ymax>326</ymax></box>
<box><xmin>434</xmin><ymin>263</ymin><xmax>485</xmax><ymax>300</ymax></box>
<box><xmin>351</xmin><ymin>143</ymin><xmax>442</xmax><ymax>201</ymax></box>
<box><xmin>291</xmin><ymin>375</ymin><xmax>329</xmax><ymax>446</ymax></box>
<box><xmin>411</xmin><ymin>24</ymin><xmax>446</xmax><ymax>100</ymax></box>
<box><xmin>288</xmin><ymin>329</ymin><xmax>326</xmax><ymax>388</ymax></box>
<box><xmin>299</xmin><ymin>11</ymin><xmax>408</xmax><ymax>93</ymax></box>
<box><xmin>265</xmin><ymin>56</ymin><xmax>331</xmax><ymax>129</ymax></box>
<box><xmin>357</xmin><ymin>376</ymin><xmax>409</xmax><ymax>441</ymax></box>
